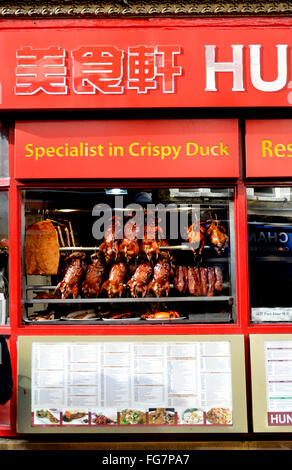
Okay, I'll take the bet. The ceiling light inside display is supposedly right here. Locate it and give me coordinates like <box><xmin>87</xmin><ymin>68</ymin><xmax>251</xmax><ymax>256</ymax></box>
<box><xmin>106</xmin><ymin>189</ymin><xmax>128</xmax><ymax>195</ymax></box>
<box><xmin>54</xmin><ymin>209</ymin><xmax>80</xmax><ymax>213</ymax></box>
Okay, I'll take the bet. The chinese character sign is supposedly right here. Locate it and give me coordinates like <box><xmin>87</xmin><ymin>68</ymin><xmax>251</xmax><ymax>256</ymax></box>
<box><xmin>15</xmin><ymin>44</ymin><xmax>182</xmax><ymax>96</ymax></box>
<box><xmin>15</xmin><ymin>46</ymin><xmax>67</xmax><ymax>95</ymax></box>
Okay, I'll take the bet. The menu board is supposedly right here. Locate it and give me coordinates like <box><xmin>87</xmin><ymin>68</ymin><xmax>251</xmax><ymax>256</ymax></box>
<box><xmin>250</xmin><ymin>334</ymin><xmax>292</xmax><ymax>432</ymax></box>
<box><xmin>17</xmin><ymin>335</ymin><xmax>247</xmax><ymax>434</ymax></box>
<box><xmin>265</xmin><ymin>340</ymin><xmax>292</xmax><ymax>426</ymax></box>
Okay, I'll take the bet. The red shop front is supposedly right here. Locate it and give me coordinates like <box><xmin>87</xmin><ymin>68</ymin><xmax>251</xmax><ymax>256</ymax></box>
<box><xmin>1</xmin><ymin>9</ymin><xmax>292</xmax><ymax>447</ymax></box>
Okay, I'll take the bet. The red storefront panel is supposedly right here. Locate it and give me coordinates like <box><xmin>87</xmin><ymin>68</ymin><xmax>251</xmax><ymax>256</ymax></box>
<box><xmin>246</xmin><ymin>120</ymin><xmax>292</xmax><ymax>178</ymax></box>
<box><xmin>0</xmin><ymin>23</ymin><xmax>292</xmax><ymax>109</ymax></box>
<box><xmin>14</xmin><ymin>119</ymin><xmax>239</xmax><ymax>179</ymax></box>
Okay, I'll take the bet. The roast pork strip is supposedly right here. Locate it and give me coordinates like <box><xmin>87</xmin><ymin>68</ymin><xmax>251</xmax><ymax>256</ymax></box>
<box><xmin>200</xmin><ymin>267</ymin><xmax>208</xmax><ymax>296</ymax></box>
<box><xmin>214</xmin><ymin>266</ymin><xmax>224</xmax><ymax>292</ymax></box>
<box><xmin>188</xmin><ymin>266</ymin><xmax>201</xmax><ymax>296</ymax></box>
<box><xmin>207</xmin><ymin>267</ymin><xmax>216</xmax><ymax>297</ymax></box>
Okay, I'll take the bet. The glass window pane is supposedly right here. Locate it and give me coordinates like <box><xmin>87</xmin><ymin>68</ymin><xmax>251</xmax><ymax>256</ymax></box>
<box><xmin>247</xmin><ymin>187</ymin><xmax>292</xmax><ymax>323</ymax></box>
<box><xmin>0</xmin><ymin>124</ymin><xmax>9</xmax><ymax>178</ymax></box>
<box><xmin>0</xmin><ymin>337</ymin><xmax>11</xmax><ymax>426</ymax></box>
<box><xmin>0</xmin><ymin>191</ymin><xmax>8</xmax><ymax>325</ymax></box>
<box><xmin>21</xmin><ymin>188</ymin><xmax>236</xmax><ymax>325</ymax></box>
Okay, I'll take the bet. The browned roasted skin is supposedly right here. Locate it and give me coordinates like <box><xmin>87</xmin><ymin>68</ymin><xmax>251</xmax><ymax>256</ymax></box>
<box><xmin>140</xmin><ymin>210</ymin><xmax>163</xmax><ymax>261</ymax></box>
<box><xmin>187</xmin><ymin>216</ymin><xmax>205</xmax><ymax>255</ymax></box>
<box><xmin>54</xmin><ymin>251</ymin><xmax>86</xmax><ymax>299</ymax></box>
<box><xmin>142</xmin><ymin>311</ymin><xmax>180</xmax><ymax>320</ymax></box>
<box><xmin>187</xmin><ymin>266</ymin><xmax>201</xmax><ymax>296</ymax></box>
<box><xmin>127</xmin><ymin>262</ymin><xmax>153</xmax><ymax>298</ymax></box>
<box><xmin>110</xmin><ymin>312</ymin><xmax>132</xmax><ymax>319</ymax></box>
<box><xmin>182</xmin><ymin>266</ymin><xmax>188</xmax><ymax>293</ymax></box>
<box><xmin>157</xmin><ymin>239</ymin><xmax>176</xmax><ymax>280</ymax></box>
<box><xmin>214</xmin><ymin>266</ymin><xmax>224</xmax><ymax>292</ymax></box>
<box><xmin>200</xmin><ymin>267</ymin><xmax>208</xmax><ymax>296</ymax></box>
<box><xmin>24</xmin><ymin>219</ymin><xmax>60</xmax><ymax>275</ymax></box>
<box><xmin>81</xmin><ymin>254</ymin><xmax>105</xmax><ymax>298</ymax></box>
<box><xmin>34</xmin><ymin>291</ymin><xmax>61</xmax><ymax>300</ymax></box>
<box><xmin>206</xmin><ymin>220</ymin><xmax>229</xmax><ymax>254</ymax></box>
<box><xmin>99</xmin><ymin>218</ymin><xmax>121</xmax><ymax>264</ymax></box>
<box><xmin>147</xmin><ymin>260</ymin><xmax>170</xmax><ymax>297</ymax></box>
<box><xmin>119</xmin><ymin>218</ymin><xmax>140</xmax><ymax>263</ymax></box>
<box><xmin>101</xmin><ymin>262</ymin><xmax>127</xmax><ymax>298</ymax></box>
<box><xmin>140</xmin><ymin>225</ymin><xmax>160</xmax><ymax>261</ymax></box>
<box><xmin>207</xmin><ymin>267</ymin><xmax>216</xmax><ymax>297</ymax></box>
<box><xmin>174</xmin><ymin>266</ymin><xmax>185</xmax><ymax>293</ymax></box>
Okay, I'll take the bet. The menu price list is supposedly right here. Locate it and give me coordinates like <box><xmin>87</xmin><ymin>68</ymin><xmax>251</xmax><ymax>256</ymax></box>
<box><xmin>31</xmin><ymin>340</ymin><xmax>233</xmax><ymax>428</ymax></box>
<box><xmin>265</xmin><ymin>340</ymin><xmax>292</xmax><ymax>426</ymax></box>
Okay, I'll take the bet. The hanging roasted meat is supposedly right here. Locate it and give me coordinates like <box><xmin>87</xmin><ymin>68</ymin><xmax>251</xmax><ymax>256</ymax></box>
<box><xmin>101</xmin><ymin>262</ymin><xmax>127</xmax><ymax>298</ymax></box>
<box><xmin>187</xmin><ymin>217</ymin><xmax>206</xmax><ymax>256</ymax></box>
<box><xmin>24</xmin><ymin>219</ymin><xmax>60</xmax><ymax>275</ymax></box>
<box><xmin>187</xmin><ymin>266</ymin><xmax>202</xmax><ymax>296</ymax></box>
<box><xmin>54</xmin><ymin>251</ymin><xmax>86</xmax><ymax>299</ymax></box>
<box><xmin>140</xmin><ymin>210</ymin><xmax>163</xmax><ymax>262</ymax></box>
<box><xmin>147</xmin><ymin>260</ymin><xmax>170</xmax><ymax>297</ymax></box>
<box><xmin>200</xmin><ymin>267</ymin><xmax>208</xmax><ymax>296</ymax></box>
<box><xmin>157</xmin><ymin>239</ymin><xmax>176</xmax><ymax>281</ymax></box>
<box><xmin>99</xmin><ymin>217</ymin><xmax>121</xmax><ymax>264</ymax></box>
<box><xmin>127</xmin><ymin>262</ymin><xmax>153</xmax><ymax>298</ymax></box>
<box><xmin>206</xmin><ymin>220</ymin><xmax>229</xmax><ymax>254</ymax></box>
<box><xmin>119</xmin><ymin>217</ymin><xmax>140</xmax><ymax>264</ymax></box>
<box><xmin>207</xmin><ymin>267</ymin><xmax>216</xmax><ymax>297</ymax></box>
<box><xmin>214</xmin><ymin>266</ymin><xmax>224</xmax><ymax>292</ymax></box>
<box><xmin>140</xmin><ymin>226</ymin><xmax>159</xmax><ymax>261</ymax></box>
<box><xmin>157</xmin><ymin>239</ymin><xmax>170</xmax><ymax>260</ymax></box>
<box><xmin>174</xmin><ymin>265</ymin><xmax>188</xmax><ymax>293</ymax></box>
<box><xmin>81</xmin><ymin>254</ymin><xmax>105</xmax><ymax>298</ymax></box>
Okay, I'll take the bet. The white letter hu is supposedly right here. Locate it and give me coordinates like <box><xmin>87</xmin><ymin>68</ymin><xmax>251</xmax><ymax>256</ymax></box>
<box><xmin>205</xmin><ymin>45</ymin><xmax>244</xmax><ymax>91</ymax></box>
<box><xmin>250</xmin><ymin>44</ymin><xmax>288</xmax><ymax>92</ymax></box>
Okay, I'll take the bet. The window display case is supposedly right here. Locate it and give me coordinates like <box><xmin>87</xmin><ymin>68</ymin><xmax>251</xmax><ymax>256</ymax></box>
<box><xmin>247</xmin><ymin>187</ymin><xmax>292</xmax><ymax>323</ymax></box>
<box><xmin>21</xmin><ymin>187</ymin><xmax>236</xmax><ymax>325</ymax></box>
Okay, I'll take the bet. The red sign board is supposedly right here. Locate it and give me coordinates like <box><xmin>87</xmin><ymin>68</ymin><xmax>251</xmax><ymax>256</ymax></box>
<box><xmin>246</xmin><ymin>119</ymin><xmax>292</xmax><ymax>177</ymax></box>
<box><xmin>15</xmin><ymin>119</ymin><xmax>239</xmax><ymax>179</ymax></box>
<box><xmin>2</xmin><ymin>20</ymin><xmax>292</xmax><ymax>109</ymax></box>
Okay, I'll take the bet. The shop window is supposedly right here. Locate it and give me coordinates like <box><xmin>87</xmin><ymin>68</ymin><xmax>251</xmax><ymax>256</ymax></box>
<box><xmin>247</xmin><ymin>187</ymin><xmax>292</xmax><ymax>323</ymax></box>
<box><xmin>0</xmin><ymin>191</ymin><xmax>8</xmax><ymax>325</ymax></box>
<box><xmin>21</xmin><ymin>188</ymin><xmax>236</xmax><ymax>324</ymax></box>
<box><xmin>0</xmin><ymin>336</ymin><xmax>11</xmax><ymax>427</ymax></box>
<box><xmin>0</xmin><ymin>124</ymin><xmax>9</xmax><ymax>178</ymax></box>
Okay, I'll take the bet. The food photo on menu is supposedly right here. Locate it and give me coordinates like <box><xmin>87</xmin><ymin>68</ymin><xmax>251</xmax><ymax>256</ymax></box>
<box><xmin>148</xmin><ymin>408</ymin><xmax>176</xmax><ymax>425</ymax></box>
<box><xmin>119</xmin><ymin>409</ymin><xmax>147</xmax><ymax>425</ymax></box>
<box><xmin>33</xmin><ymin>409</ymin><xmax>61</xmax><ymax>425</ymax></box>
<box><xmin>206</xmin><ymin>407</ymin><xmax>232</xmax><ymax>425</ymax></box>
<box><xmin>91</xmin><ymin>409</ymin><xmax>118</xmax><ymax>425</ymax></box>
<box><xmin>62</xmin><ymin>410</ymin><xmax>89</xmax><ymax>425</ymax></box>
<box><xmin>178</xmin><ymin>408</ymin><xmax>204</xmax><ymax>425</ymax></box>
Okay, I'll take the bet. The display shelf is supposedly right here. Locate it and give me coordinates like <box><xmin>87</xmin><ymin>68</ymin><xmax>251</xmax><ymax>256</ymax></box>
<box><xmin>23</xmin><ymin>295</ymin><xmax>233</xmax><ymax>304</ymax></box>
<box><xmin>23</xmin><ymin>313</ymin><xmax>232</xmax><ymax>325</ymax></box>
<box><xmin>58</xmin><ymin>244</ymin><xmax>214</xmax><ymax>252</ymax></box>
<box><xmin>25</xmin><ymin>281</ymin><xmax>230</xmax><ymax>291</ymax></box>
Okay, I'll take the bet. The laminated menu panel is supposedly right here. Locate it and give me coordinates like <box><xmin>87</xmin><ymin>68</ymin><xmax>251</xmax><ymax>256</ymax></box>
<box><xmin>250</xmin><ymin>334</ymin><xmax>292</xmax><ymax>432</ymax></box>
<box><xmin>17</xmin><ymin>335</ymin><xmax>248</xmax><ymax>434</ymax></box>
